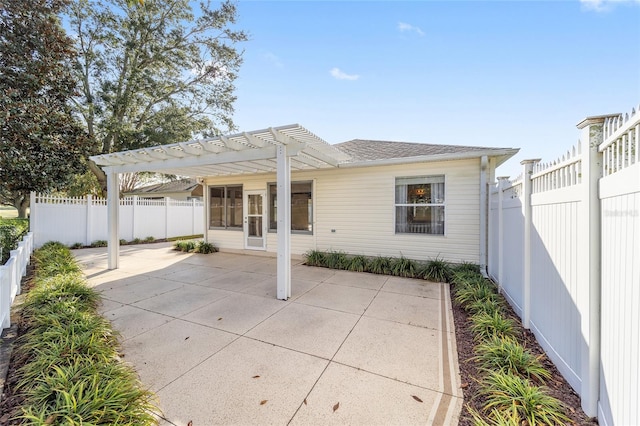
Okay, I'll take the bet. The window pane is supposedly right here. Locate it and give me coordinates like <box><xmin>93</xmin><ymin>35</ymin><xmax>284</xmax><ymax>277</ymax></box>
<box><xmin>268</xmin><ymin>181</ymin><xmax>312</xmax><ymax>233</ymax></box>
<box><xmin>210</xmin><ymin>187</ymin><xmax>224</xmax><ymax>227</ymax></box>
<box><xmin>227</xmin><ymin>186</ymin><xmax>243</xmax><ymax>228</ymax></box>
<box><xmin>269</xmin><ymin>184</ymin><xmax>277</xmax><ymax>230</ymax></box>
<box><xmin>395</xmin><ymin>206</ymin><xmax>444</xmax><ymax>235</ymax></box>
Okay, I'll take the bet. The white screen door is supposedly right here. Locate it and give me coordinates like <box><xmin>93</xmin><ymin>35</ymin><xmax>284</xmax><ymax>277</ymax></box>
<box><xmin>244</xmin><ymin>190</ymin><xmax>266</xmax><ymax>250</ymax></box>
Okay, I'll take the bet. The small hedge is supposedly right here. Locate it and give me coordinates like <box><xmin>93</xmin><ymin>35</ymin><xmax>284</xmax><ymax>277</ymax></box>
<box><xmin>11</xmin><ymin>241</ymin><xmax>158</xmax><ymax>425</ymax></box>
<box><xmin>0</xmin><ymin>218</ymin><xmax>29</xmax><ymax>264</ymax></box>
<box><xmin>174</xmin><ymin>239</ymin><xmax>218</xmax><ymax>254</ymax></box>
<box><xmin>303</xmin><ymin>249</ymin><xmax>457</xmax><ymax>282</ymax></box>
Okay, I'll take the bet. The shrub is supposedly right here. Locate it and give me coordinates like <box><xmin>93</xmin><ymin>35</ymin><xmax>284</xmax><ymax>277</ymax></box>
<box><xmin>454</xmin><ymin>281</ymin><xmax>499</xmax><ymax>309</ymax></box>
<box><xmin>0</xmin><ymin>218</ymin><xmax>29</xmax><ymax>264</ymax></box>
<box><xmin>131</xmin><ymin>237</ymin><xmax>142</xmax><ymax>244</ymax></box>
<box><xmin>390</xmin><ymin>255</ymin><xmax>418</xmax><ymax>278</ymax></box>
<box><xmin>144</xmin><ymin>236</ymin><xmax>155</xmax><ymax>243</ymax></box>
<box><xmin>304</xmin><ymin>249</ymin><xmax>326</xmax><ymax>267</ymax></box>
<box><xmin>90</xmin><ymin>240</ymin><xmax>107</xmax><ymax>248</ymax></box>
<box><xmin>325</xmin><ymin>251</ymin><xmax>350</xmax><ymax>270</ymax></box>
<box><xmin>480</xmin><ymin>371</ymin><xmax>568</xmax><ymax>426</ymax></box>
<box><xmin>70</xmin><ymin>242</ymin><xmax>84</xmax><ymax>249</ymax></box>
<box><xmin>348</xmin><ymin>255</ymin><xmax>369</xmax><ymax>272</ymax></box>
<box><xmin>453</xmin><ymin>261</ymin><xmax>481</xmax><ymax>274</ymax></box>
<box><xmin>474</xmin><ymin>337</ymin><xmax>551</xmax><ymax>384</ymax></box>
<box><xmin>369</xmin><ymin>256</ymin><xmax>392</xmax><ymax>275</ymax></box>
<box><xmin>420</xmin><ymin>257</ymin><xmax>452</xmax><ymax>282</ymax></box>
<box><xmin>196</xmin><ymin>240</ymin><xmax>218</xmax><ymax>254</ymax></box>
<box><xmin>174</xmin><ymin>240</ymin><xmax>198</xmax><ymax>252</ymax></box>
<box><xmin>119</xmin><ymin>239</ymin><xmax>128</xmax><ymax>246</ymax></box>
<box><xmin>470</xmin><ymin>311</ymin><xmax>519</xmax><ymax>342</ymax></box>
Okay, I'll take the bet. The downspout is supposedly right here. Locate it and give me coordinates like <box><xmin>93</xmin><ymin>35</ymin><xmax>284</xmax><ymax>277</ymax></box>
<box><xmin>479</xmin><ymin>156</ymin><xmax>488</xmax><ymax>277</ymax></box>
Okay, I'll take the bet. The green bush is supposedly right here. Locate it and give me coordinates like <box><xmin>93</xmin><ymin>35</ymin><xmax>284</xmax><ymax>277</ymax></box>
<box><xmin>420</xmin><ymin>257</ymin><xmax>452</xmax><ymax>282</ymax></box>
<box><xmin>304</xmin><ymin>249</ymin><xmax>326</xmax><ymax>267</ymax></box>
<box><xmin>119</xmin><ymin>239</ymin><xmax>128</xmax><ymax>246</ymax></box>
<box><xmin>70</xmin><ymin>242</ymin><xmax>84</xmax><ymax>249</ymax></box>
<box><xmin>13</xmin><ymin>244</ymin><xmax>158</xmax><ymax>424</ymax></box>
<box><xmin>196</xmin><ymin>241</ymin><xmax>218</xmax><ymax>254</ymax></box>
<box><xmin>0</xmin><ymin>218</ymin><xmax>29</xmax><ymax>264</ymax></box>
<box><xmin>470</xmin><ymin>311</ymin><xmax>519</xmax><ymax>342</ymax></box>
<box><xmin>324</xmin><ymin>251</ymin><xmax>350</xmax><ymax>270</ymax></box>
<box><xmin>90</xmin><ymin>240</ymin><xmax>107</xmax><ymax>248</ymax></box>
<box><xmin>474</xmin><ymin>337</ymin><xmax>551</xmax><ymax>384</ymax></box>
<box><xmin>480</xmin><ymin>371</ymin><xmax>568</xmax><ymax>426</ymax></box>
<box><xmin>144</xmin><ymin>236</ymin><xmax>155</xmax><ymax>243</ymax></box>
<box><xmin>390</xmin><ymin>255</ymin><xmax>418</xmax><ymax>278</ymax></box>
<box><xmin>348</xmin><ymin>255</ymin><xmax>369</xmax><ymax>272</ymax></box>
<box><xmin>369</xmin><ymin>256</ymin><xmax>392</xmax><ymax>275</ymax></box>
<box><xmin>131</xmin><ymin>237</ymin><xmax>143</xmax><ymax>244</ymax></box>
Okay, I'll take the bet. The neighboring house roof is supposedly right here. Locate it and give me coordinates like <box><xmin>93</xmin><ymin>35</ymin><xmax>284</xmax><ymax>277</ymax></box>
<box><xmin>125</xmin><ymin>179</ymin><xmax>202</xmax><ymax>196</ymax></box>
<box><xmin>335</xmin><ymin>139</ymin><xmax>518</xmax><ymax>166</ymax></box>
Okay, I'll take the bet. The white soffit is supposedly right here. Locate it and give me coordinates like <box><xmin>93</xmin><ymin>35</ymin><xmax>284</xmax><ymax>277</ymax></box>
<box><xmin>90</xmin><ymin>124</ymin><xmax>352</xmax><ymax>177</ymax></box>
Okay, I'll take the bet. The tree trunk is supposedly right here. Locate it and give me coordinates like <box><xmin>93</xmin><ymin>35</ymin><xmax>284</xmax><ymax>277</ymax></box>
<box><xmin>13</xmin><ymin>192</ymin><xmax>29</xmax><ymax>218</ymax></box>
<box><xmin>88</xmin><ymin>159</ymin><xmax>108</xmax><ymax>197</ymax></box>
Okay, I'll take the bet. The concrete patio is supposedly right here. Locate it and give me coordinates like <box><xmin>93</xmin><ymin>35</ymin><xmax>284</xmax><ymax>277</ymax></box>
<box><xmin>74</xmin><ymin>242</ymin><xmax>462</xmax><ymax>425</ymax></box>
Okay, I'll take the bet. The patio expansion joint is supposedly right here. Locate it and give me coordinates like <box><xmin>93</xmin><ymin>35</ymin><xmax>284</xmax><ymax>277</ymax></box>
<box><xmin>285</xmin><ymin>281</ymin><xmax>386</xmax><ymax>425</ymax></box>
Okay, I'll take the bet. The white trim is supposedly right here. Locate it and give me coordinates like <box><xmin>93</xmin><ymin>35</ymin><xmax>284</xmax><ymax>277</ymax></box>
<box><xmin>244</xmin><ymin>190</ymin><xmax>267</xmax><ymax>251</ymax></box>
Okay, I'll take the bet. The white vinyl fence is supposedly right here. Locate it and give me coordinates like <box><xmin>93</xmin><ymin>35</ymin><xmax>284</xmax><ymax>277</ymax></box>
<box><xmin>30</xmin><ymin>194</ymin><xmax>204</xmax><ymax>248</ymax></box>
<box><xmin>0</xmin><ymin>232</ymin><xmax>34</xmax><ymax>331</ymax></box>
<box><xmin>488</xmin><ymin>104</ymin><xmax>640</xmax><ymax>426</ymax></box>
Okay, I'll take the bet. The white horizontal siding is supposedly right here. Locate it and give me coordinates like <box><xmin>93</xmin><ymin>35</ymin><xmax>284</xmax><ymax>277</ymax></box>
<box><xmin>204</xmin><ymin>158</ymin><xmax>482</xmax><ymax>263</ymax></box>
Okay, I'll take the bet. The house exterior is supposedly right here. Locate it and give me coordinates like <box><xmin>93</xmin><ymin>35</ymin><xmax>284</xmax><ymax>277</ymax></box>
<box><xmin>123</xmin><ymin>178</ymin><xmax>203</xmax><ymax>201</ymax></box>
<box><xmin>205</xmin><ymin>139</ymin><xmax>517</xmax><ymax>265</ymax></box>
<box><xmin>90</xmin><ymin>124</ymin><xmax>518</xmax><ymax>299</ymax></box>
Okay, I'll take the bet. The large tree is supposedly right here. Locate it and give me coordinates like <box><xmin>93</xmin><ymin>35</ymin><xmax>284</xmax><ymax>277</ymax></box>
<box><xmin>68</xmin><ymin>0</ymin><xmax>247</xmax><ymax>193</ymax></box>
<box><xmin>0</xmin><ymin>0</ymin><xmax>91</xmax><ymax>217</ymax></box>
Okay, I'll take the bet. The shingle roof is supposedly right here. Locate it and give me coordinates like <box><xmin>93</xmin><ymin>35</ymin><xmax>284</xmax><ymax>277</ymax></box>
<box><xmin>127</xmin><ymin>179</ymin><xmax>200</xmax><ymax>194</ymax></box>
<box><xmin>334</xmin><ymin>139</ymin><xmax>514</xmax><ymax>162</ymax></box>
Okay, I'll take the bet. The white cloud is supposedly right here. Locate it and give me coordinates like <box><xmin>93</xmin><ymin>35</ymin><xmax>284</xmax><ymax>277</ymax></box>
<box><xmin>262</xmin><ymin>51</ymin><xmax>283</xmax><ymax>68</ymax></box>
<box><xmin>330</xmin><ymin>67</ymin><xmax>360</xmax><ymax>81</ymax></box>
<box><xmin>580</xmin><ymin>0</ymin><xmax>640</xmax><ymax>12</ymax></box>
<box><xmin>398</xmin><ymin>21</ymin><xmax>425</xmax><ymax>37</ymax></box>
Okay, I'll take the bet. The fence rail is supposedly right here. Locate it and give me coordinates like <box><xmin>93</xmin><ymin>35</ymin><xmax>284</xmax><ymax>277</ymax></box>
<box><xmin>489</xmin><ymin>103</ymin><xmax>640</xmax><ymax>426</ymax></box>
<box><xmin>30</xmin><ymin>194</ymin><xmax>204</xmax><ymax>248</ymax></box>
<box><xmin>0</xmin><ymin>232</ymin><xmax>34</xmax><ymax>331</ymax></box>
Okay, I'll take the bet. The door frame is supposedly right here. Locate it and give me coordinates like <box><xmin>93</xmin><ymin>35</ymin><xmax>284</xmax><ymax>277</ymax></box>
<box><xmin>243</xmin><ymin>189</ymin><xmax>267</xmax><ymax>250</ymax></box>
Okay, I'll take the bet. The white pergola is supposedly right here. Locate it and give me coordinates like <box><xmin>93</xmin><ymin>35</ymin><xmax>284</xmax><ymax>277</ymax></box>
<box><xmin>90</xmin><ymin>124</ymin><xmax>351</xmax><ymax>300</ymax></box>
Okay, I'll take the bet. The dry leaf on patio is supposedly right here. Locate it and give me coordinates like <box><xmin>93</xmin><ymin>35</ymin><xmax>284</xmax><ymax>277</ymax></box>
<box><xmin>187</xmin><ymin>422</ymin><xmax>193</xmax><ymax>426</ymax></box>
<box><xmin>218</xmin><ymin>317</ymin><xmax>223</xmax><ymax>321</ymax></box>
<box><xmin>303</xmin><ymin>398</ymin><xmax>307</xmax><ymax>405</ymax></box>
<box><xmin>184</xmin><ymin>336</ymin><xmax>190</xmax><ymax>340</ymax></box>
<box><xmin>260</xmin><ymin>400</ymin><xmax>268</xmax><ymax>405</ymax></box>
<box><xmin>333</xmin><ymin>402</ymin><xmax>340</xmax><ymax>412</ymax></box>
<box><xmin>412</xmin><ymin>395</ymin><xmax>423</xmax><ymax>403</ymax></box>
<box><xmin>252</xmin><ymin>375</ymin><xmax>260</xmax><ymax>379</ymax></box>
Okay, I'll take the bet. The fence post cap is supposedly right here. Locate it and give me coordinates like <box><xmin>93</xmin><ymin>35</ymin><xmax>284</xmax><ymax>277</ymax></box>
<box><xmin>576</xmin><ymin>114</ymin><xmax>617</xmax><ymax>129</ymax></box>
<box><xmin>520</xmin><ymin>159</ymin><xmax>541</xmax><ymax>165</ymax></box>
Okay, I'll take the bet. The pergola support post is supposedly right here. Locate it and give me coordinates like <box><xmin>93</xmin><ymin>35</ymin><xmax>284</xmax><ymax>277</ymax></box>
<box><xmin>276</xmin><ymin>145</ymin><xmax>291</xmax><ymax>300</ymax></box>
<box><xmin>106</xmin><ymin>170</ymin><xmax>120</xmax><ymax>270</ymax></box>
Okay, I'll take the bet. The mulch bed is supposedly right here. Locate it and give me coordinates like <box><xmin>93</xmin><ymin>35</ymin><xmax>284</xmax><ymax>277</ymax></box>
<box><xmin>450</xmin><ymin>285</ymin><xmax>599</xmax><ymax>425</ymax></box>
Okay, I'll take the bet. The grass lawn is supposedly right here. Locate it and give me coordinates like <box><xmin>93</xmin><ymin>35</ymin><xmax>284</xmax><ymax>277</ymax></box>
<box><xmin>0</xmin><ymin>205</ymin><xmax>19</xmax><ymax>219</ymax></box>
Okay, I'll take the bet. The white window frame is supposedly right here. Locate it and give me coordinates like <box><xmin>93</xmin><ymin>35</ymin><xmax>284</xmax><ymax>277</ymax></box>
<box><xmin>209</xmin><ymin>185</ymin><xmax>243</xmax><ymax>231</ymax></box>
<box><xmin>267</xmin><ymin>180</ymin><xmax>314</xmax><ymax>235</ymax></box>
<box><xmin>394</xmin><ymin>175</ymin><xmax>446</xmax><ymax>236</ymax></box>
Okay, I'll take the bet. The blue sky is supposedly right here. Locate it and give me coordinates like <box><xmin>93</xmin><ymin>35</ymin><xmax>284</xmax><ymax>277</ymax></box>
<box><xmin>231</xmin><ymin>0</ymin><xmax>640</xmax><ymax>178</ymax></box>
